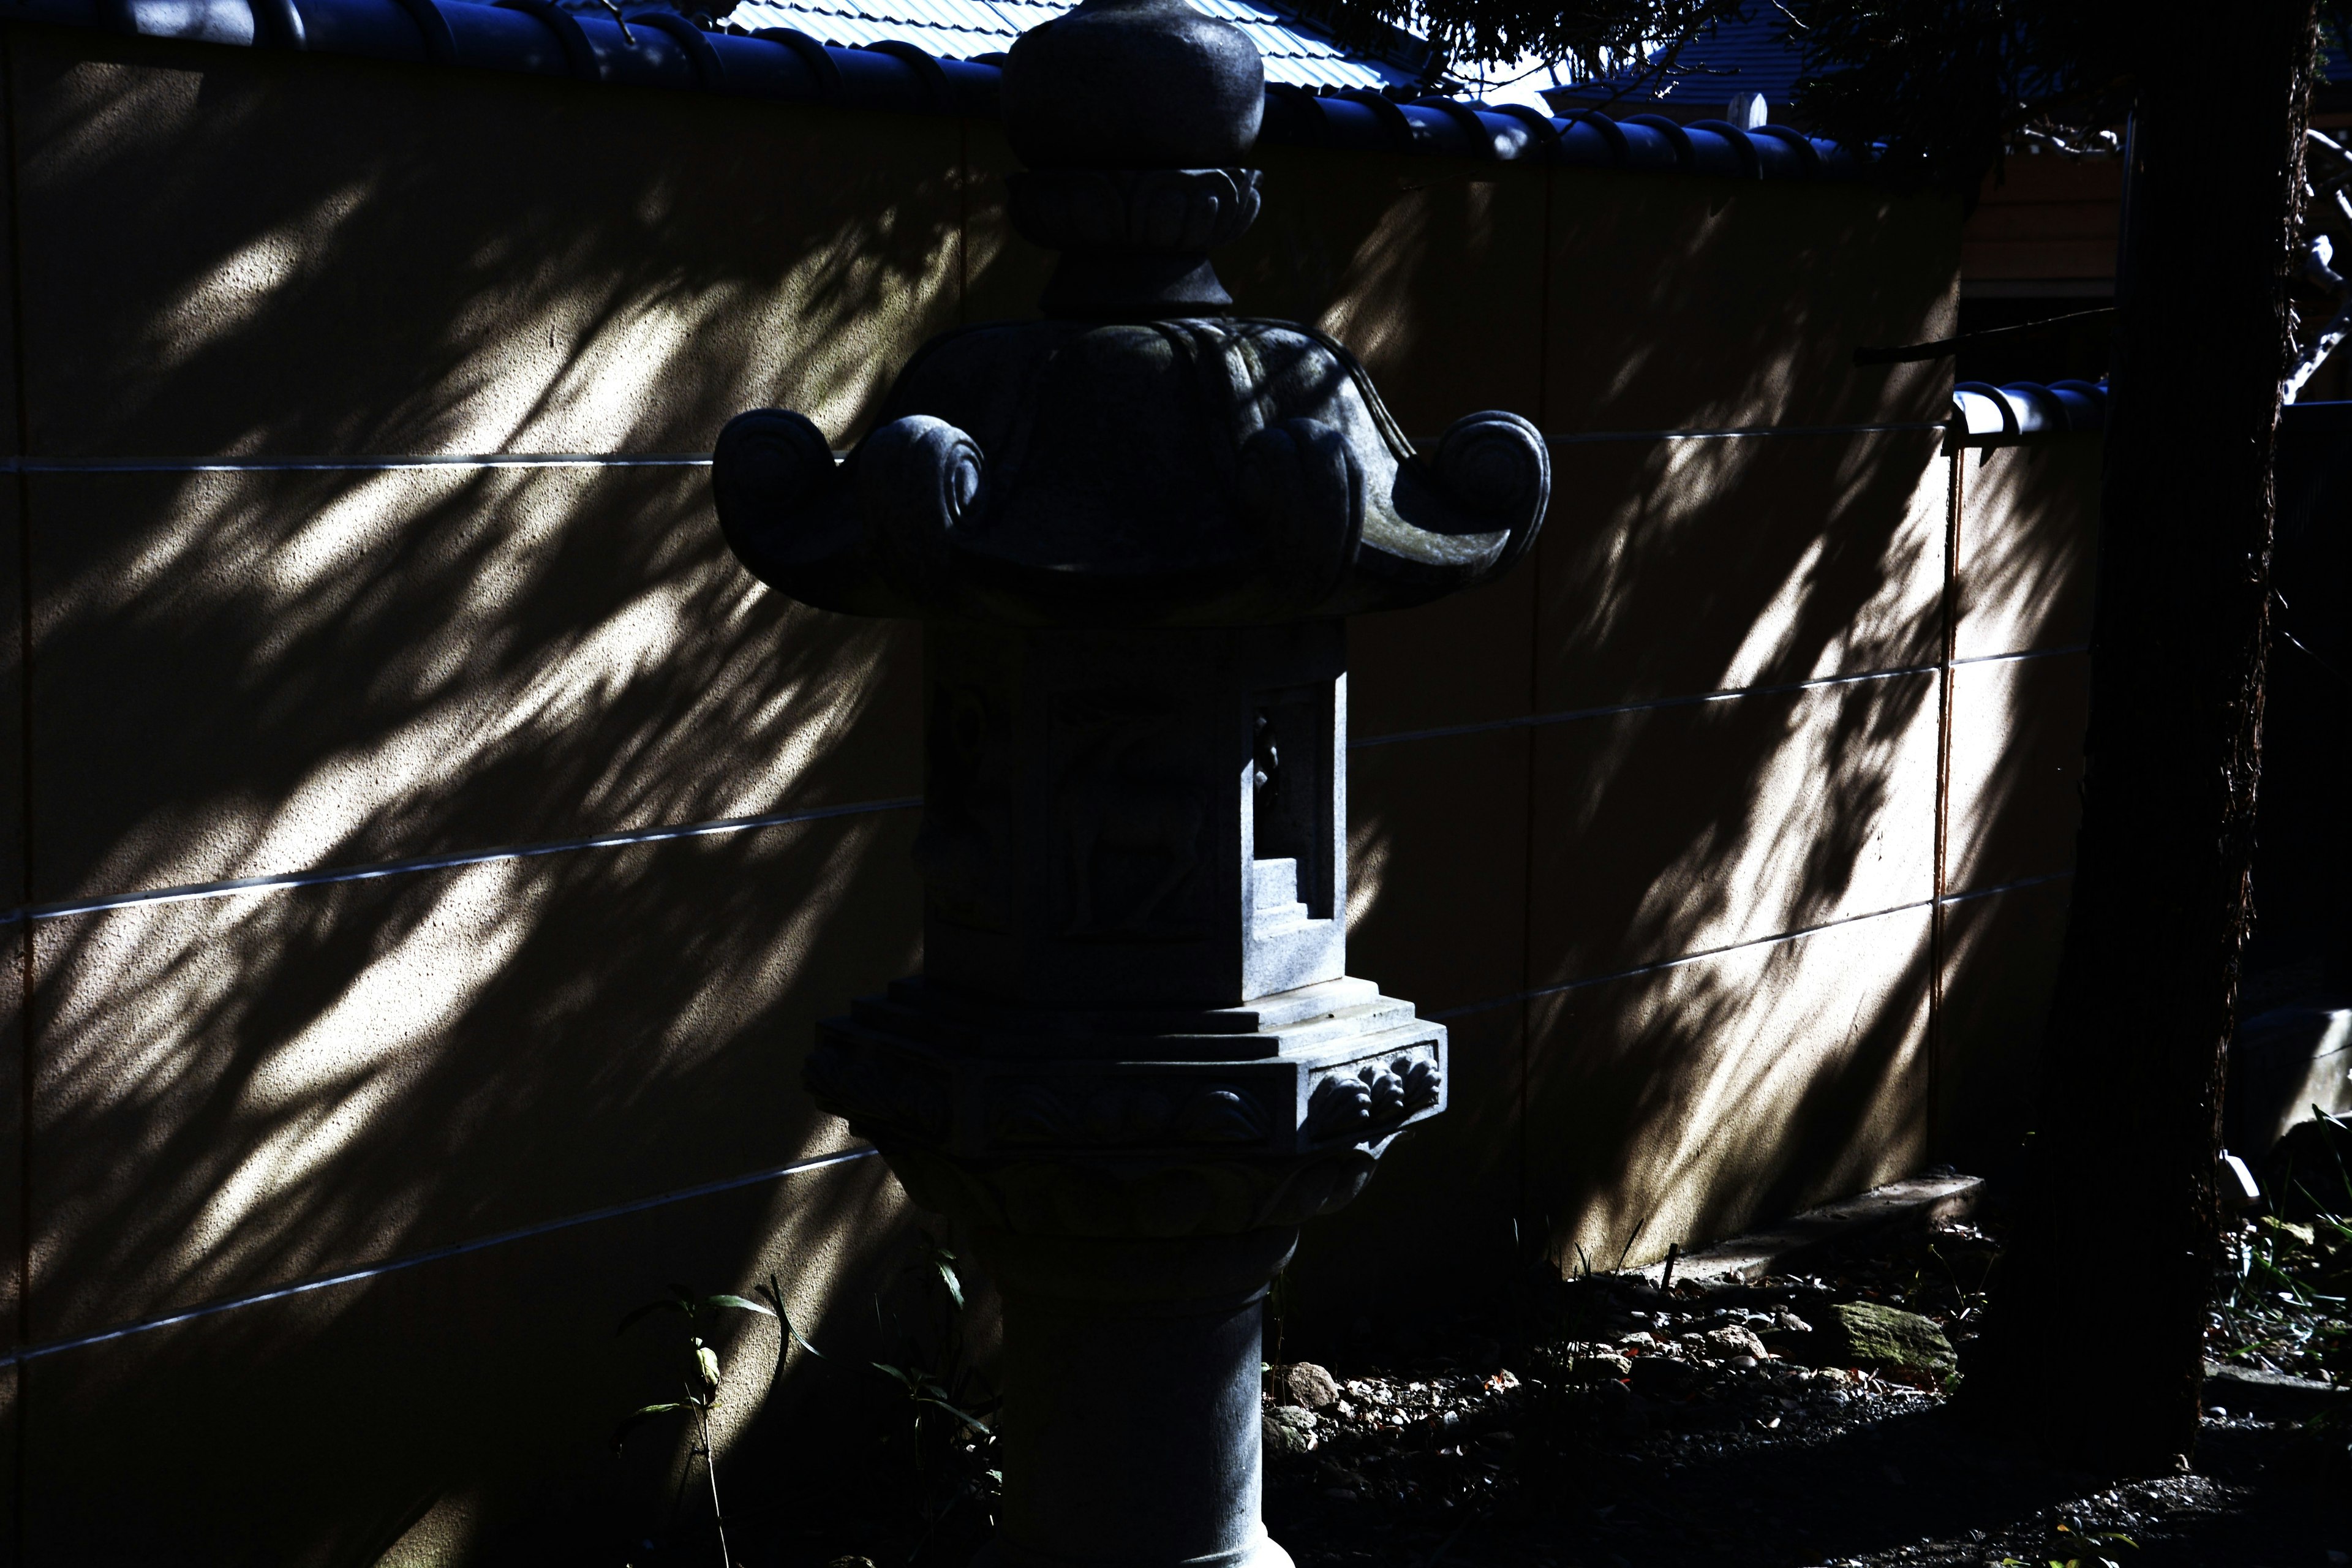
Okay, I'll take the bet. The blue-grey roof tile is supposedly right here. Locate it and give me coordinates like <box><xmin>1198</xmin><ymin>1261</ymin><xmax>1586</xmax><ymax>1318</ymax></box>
<box><xmin>910</xmin><ymin>0</ymin><xmax>971</xmax><ymax>29</ymax></box>
<box><xmin>932</xmin><ymin>0</ymin><xmax>1001</xmax><ymax>29</ymax></box>
<box><xmin>716</xmin><ymin>0</ymin><xmax>1416</xmax><ymax>87</ymax></box>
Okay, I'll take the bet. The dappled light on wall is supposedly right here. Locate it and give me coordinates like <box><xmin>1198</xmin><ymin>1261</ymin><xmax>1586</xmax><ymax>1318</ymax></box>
<box><xmin>29</xmin><ymin>808</ymin><xmax>914</xmax><ymax>1342</ymax></box>
<box><xmin>1531</xmin><ymin>905</ymin><xmax>1932</xmax><ymax>1274</ymax></box>
<box><xmin>1313</xmin><ymin>179</ymin><xmax>1497</xmax><ymax>382</ymax></box>
<box><xmin>32</xmin><ymin>464</ymin><xmax>909</xmax><ymax>905</ymax></box>
<box><xmin>21</xmin><ymin>40</ymin><xmax>967</xmax><ymax>461</ymax></box>
<box><xmin>0</xmin><ymin>13</ymin><xmax>2105</xmax><ymax>1552</ymax></box>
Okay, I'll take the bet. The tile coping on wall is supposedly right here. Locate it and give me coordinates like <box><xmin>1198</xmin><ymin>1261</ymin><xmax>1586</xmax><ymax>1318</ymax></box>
<box><xmin>1</xmin><ymin>869</ymin><xmax>2071</xmax><ymax>1370</ymax></box>
<box><xmin>0</xmin><ymin>647</ymin><xmax>2086</xmax><ymax>926</ymax></box>
<box><xmin>0</xmin><ymin>0</ymin><xmax>1870</xmax><ymax>179</ymax></box>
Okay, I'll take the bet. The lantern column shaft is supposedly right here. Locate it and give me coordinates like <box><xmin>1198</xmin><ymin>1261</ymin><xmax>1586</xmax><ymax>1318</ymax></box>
<box><xmin>980</xmin><ymin>1228</ymin><xmax>1299</xmax><ymax>1568</ymax></box>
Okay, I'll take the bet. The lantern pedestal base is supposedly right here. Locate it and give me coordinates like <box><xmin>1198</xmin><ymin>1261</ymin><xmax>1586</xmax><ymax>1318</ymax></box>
<box><xmin>976</xmin><ymin>1528</ymin><xmax>1296</xmax><ymax>1568</ymax></box>
<box><xmin>969</xmin><ymin>1228</ymin><xmax>1300</xmax><ymax>1568</ymax></box>
<box><xmin>815</xmin><ymin>975</ymin><xmax>1445</xmax><ymax>1568</ymax></box>
<box><xmin>813</xmin><ymin>987</ymin><xmax>1449</xmax><ymax>1568</ymax></box>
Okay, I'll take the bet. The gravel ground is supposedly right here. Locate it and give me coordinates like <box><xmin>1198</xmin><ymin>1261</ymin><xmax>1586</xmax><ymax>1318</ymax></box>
<box><xmin>1268</xmin><ymin>1366</ymin><xmax>2347</xmax><ymax>1568</ymax></box>
<box><xmin>722</xmin><ymin>1218</ymin><xmax>2349</xmax><ymax>1568</ymax></box>
<box><xmin>1262</xmin><ymin>1221</ymin><xmax>2351</xmax><ymax>1568</ymax></box>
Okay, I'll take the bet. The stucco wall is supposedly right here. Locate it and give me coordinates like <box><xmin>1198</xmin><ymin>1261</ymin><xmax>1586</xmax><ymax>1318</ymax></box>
<box><xmin>0</xmin><ymin>23</ymin><xmax>2091</xmax><ymax>1562</ymax></box>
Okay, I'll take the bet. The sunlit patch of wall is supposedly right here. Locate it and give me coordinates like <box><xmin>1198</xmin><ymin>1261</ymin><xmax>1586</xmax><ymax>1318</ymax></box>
<box><xmin>1226</xmin><ymin>148</ymin><xmax>1550</xmax><ymax>432</ymax></box>
<box><xmin>1544</xmin><ymin>171</ymin><xmax>1962</xmax><ymax>433</ymax></box>
<box><xmin>1</xmin><ymin>24</ymin><xmax>965</xmax><ymax>1560</ymax></box>
<box><xmin>22</xmin><ymin>1152</ymin><xmax>921</xmax><ymax>1564</ymax></box>
<box><xmin>0</xmin><ymin>17</ymin><xmax>2101</xmax><ymax>1559</ymax></box>
<box><xmin>1528</xmin><ymin>902</ymin><xmax>1933</xmax><ymax>1274</ymax></box>
<box><xmin>1953</xmin><ymin>441</ymin><xmax>2100</xmax><ymax>662</ymax></box>
<box><xmin>28</xmin><ymin>463</ymin><xmax>918</xmax><ymax>903</ymax></box>
<box><xmin>1271</xmin><ymin>134</ymin><xmax>2089</xmax><ymax>1317</ymax></box>
<box><xmin>13</xmin><ymin>31</ymin><xmax>964</xmax><ymax>461</ymax></box>
<box><xmin>29</xmin><ymin>814</ymin><xmax>918</xmax><ymax>1336</ymax></box>
<box><xmin>1934</xmin><ymin>442</ymin><xmax>2100</xmax><ymax>1174</ymax></box>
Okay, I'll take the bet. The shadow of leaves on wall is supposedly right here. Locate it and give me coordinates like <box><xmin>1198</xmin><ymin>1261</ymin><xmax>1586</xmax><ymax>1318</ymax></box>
<box><xmin>8</xmin><ymin>29</ymin><xmax>981</xmax><ymax>1560</ymax></box>
<box><xmin>2</xmin><ymin>28</ymin><xmax>2092</xmax><ymax>1561</ymax></box>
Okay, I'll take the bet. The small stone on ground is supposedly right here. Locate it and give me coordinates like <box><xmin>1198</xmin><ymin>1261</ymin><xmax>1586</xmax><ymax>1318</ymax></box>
<box><xmin>1279</xmin><ymin>1362</ymin><xmax>1342</xmax><ymax>1409</ymax></box>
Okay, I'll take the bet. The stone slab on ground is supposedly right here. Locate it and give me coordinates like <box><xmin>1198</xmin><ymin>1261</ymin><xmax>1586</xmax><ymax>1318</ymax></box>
<box><xmin>1629</xmin><ymin>1172</ymin><xmax>1986</xmax><ymax>1286</ymax></box>
<box><xmin>2228</xmin><ymin>1003</ymin><xmax>2352</xmax><ymax>1157</ymax></box>
<box><xmin>2203</xmin><ymin>1360</ymin><xmax>2350</xmax><ymax>1420</ymax></box>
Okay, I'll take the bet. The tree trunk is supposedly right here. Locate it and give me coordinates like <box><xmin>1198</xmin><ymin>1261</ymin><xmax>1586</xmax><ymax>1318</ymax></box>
<box><xmin>1961</xmin><ymin>6</ymin><xmax>2318</xmax><ymax>1472</ymax></box>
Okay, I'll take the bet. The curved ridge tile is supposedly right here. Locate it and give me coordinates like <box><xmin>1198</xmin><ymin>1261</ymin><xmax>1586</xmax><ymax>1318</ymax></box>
<box><xmin>25</xmin><ymin>0</ymin><xmax>1872</xmax><ymax>176</ymax></box>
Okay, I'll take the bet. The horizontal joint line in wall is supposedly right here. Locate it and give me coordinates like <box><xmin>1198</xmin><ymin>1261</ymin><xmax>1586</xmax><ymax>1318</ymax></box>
<box><xmin>1937</xmin><ymin>869</ymin><xmax>2072</xmax><ymax>908</ymax></box>
<box><xmin>1351</xmin><ymin>663</ymin><xmax>1942</xmax><ymax>749</ymax></box>
<box><xmin>0</xmin><ymin>1146</ymin><xmax>881</xmax><ymax>1368</ymax></box>
<box><xmin>1537</xmin><ymin>422</ymin><xmax>1950</xmax><ymax>445</ymax></box>
<box><xmin>1428</xmin><ymin>869</ymin><xmax>2073</xmax><ymax>1022</ymax></box>
<box><xmin>2</xmin><ymin>646</ymin><xmax>2085</xmax><ymax>921</ymax></box>
<box><xmin>0</xmin><ymin>796</ymin><xmax>924</xmax><ymax>925</ymax></box>
<box><xmin>1352</xmin><ymin>645</ymin><xmax>2088</xmax><ymax>752</ymax></box>
<box><xmin>0</xmin><ymin>454</ymin><xmax>718</xmax><ymax>473</ymax></box>
<box><xmin>1950</xmin><ymin>643</ymin><xmax>2089</xmax><ymax>667</ymax></box>
<box><xmin>0</xmin><ymin>838</ymin><xmax>2079</xmax><ymax>1360</ymax></box>
<box><xmin>2</xmin><ymin>428</ymin><xmax>1954</xmax><ymax>474</ymax></box>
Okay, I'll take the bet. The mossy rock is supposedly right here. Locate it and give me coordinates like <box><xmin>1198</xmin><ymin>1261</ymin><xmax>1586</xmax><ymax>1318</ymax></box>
<box><xmin>1568</xmin><ymin>1352</ymin><xmax>1634</xmax><ymax>1382</ymax></box>
<box><xmin>1264</xmin><ymin>1405</ymin><xmax>1317</xmax><ymax>1455</ymax></box>
<box><xmin>1820</xmin><ymin>1302</ymin><xmax>1955</xmax><ymax>1373</ymax></box>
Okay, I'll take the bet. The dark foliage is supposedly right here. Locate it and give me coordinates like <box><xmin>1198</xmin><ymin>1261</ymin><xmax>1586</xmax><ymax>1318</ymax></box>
<box><xmin>1310</xmin><ymin>0</ymin><xmax>2348</xmax><ymax>200</ymax></box>
<box><xmin>1306</xmin><ymin>0</ymin><xmax>1745</xmax><ymax>105</ymax></box>
<box><xmin>1778</xmin><ymin>0</ymin><xmax>2127</xmax><ymax>190</ymax></box>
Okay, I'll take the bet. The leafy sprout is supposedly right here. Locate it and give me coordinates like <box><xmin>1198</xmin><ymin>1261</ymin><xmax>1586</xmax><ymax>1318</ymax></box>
<box><xmin>614</xmin><ymin>1278</ymin><xmax>796</xmax><ymax>1568</ymax></box>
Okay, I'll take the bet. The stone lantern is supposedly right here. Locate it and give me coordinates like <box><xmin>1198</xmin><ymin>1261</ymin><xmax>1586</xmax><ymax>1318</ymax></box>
<box><xmin>710</xmin><ymin>3</ymin><xmax>1548</xmax><ymax>1562</ymax></box>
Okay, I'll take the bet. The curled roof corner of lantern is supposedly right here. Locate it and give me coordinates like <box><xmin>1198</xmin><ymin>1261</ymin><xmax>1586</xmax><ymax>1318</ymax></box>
<box><xmin>709</xmin><ymin>0</ymin><xmax>1550</xmax><ymax>631</ymax></box>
